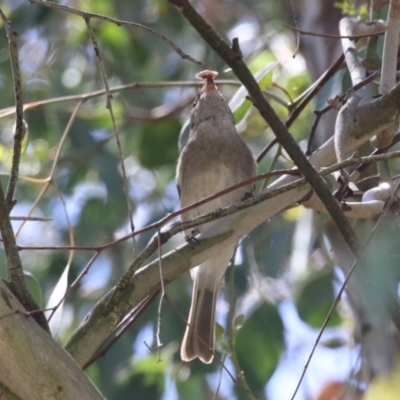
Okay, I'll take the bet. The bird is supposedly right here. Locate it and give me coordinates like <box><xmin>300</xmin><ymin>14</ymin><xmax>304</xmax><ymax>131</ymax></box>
<box><xmin>176</xmin><ymin>70</ymin><xmax>256</xmax><ymax>363</ymax></box>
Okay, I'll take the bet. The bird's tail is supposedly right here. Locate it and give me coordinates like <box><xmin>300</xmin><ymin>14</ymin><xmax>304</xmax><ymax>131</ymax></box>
<box><xmin>180</xmin><ymin>280</ymin><xmax>217</xmax><ymax>364</ymax></box>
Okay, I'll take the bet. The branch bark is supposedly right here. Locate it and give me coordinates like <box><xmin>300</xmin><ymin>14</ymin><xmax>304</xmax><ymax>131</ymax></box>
<box><xmin>0</xmin><ymin>281</ymin><xmax>103</xmax><ymax>399</ymax></box>
<box><xmin>65</xmin><ymin>152</ymin><xmax>400</xmax><ymax>366</ymax></box>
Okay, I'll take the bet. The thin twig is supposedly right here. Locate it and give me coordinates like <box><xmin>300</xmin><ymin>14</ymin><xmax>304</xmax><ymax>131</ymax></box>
<box><xmin>56</xmin><ymin>187</ymin><xmax>75</xmax><ymax>266</ymax></box>
<box><xmin>0</xmin><ymin>307</ymin><xmax>55</xmax><ymax>322</ymax></box>
<box><xmin>12</xmin><ymin>149</ymin><xmax>400</xmax><ymax>256</ymax></box>
<box><xmin>66</xmin><ymin>253</ymin><xmax>99</xmax><ymax>298</ymax></box>
<box><xmin>290</xmin><ymin>179</ymin><xmax>400</xmax><ymax>400</ymax></box>
<box><xmin>155</xmin><ymin>228</ymin><xmax>165</xmax><ymax>360</ymax></box>
<box><xmin>28</xmin><ymin>0</ymin><xmax>207</xmax><ymax>68</ymax></box>
<box><xmin>256</xmin><ymin>138</ymin><xmax>278</xmax><ymax>164</ymax></box>
<box><xmin>163</xmin><ymin>296</ymin><xmax>259</xmax><ymax>397</ymax></box>
<box><xmin>15</xmin><ymin>101</ymin><xmax>84</xmax><ymax>238</ymax></box>
<box><xmin>0</xmin><ymin>8</ymin><xmax>49</xmax><ymax>332</ymax></box>
<box><xmin>125</xmin><ymin>96</ymin><xmax>193</xmax><ymax>121</ymax></box>
<box><xmin>10</xmin><ymin>216</ymin><xmax>51</xmax><ymax>221</ymax></box>
<box><xmin>225</xmin><ymin>251</ymin><xmax>256</xmax><ymax>399</ymax></box>
<box><xmin>82</xmin><ymin>290</ymin><xmax>159</xmax><ymax>369</ymax></box>
<box><xmin>0</xmin><ymin>80</ymin><xmax>241</xmax><ymax>120</ymax></box>
<box><xmin>213</xmin><ymin>354</ymin><xmax>227</xmax><ymax>400</ymax></box>
<box><xmin>306</xmin><ymin>111</ymin><xmax>324</xmax><ymax>156</ymax></box>
<box><xmin>114</xmin><ymin>149</ymin><xmax>400</xmax><ymax>286</ymax></box>
<box><xmin>84</xmin><ymin>18</ymin><xmax>136</xmax><ymax>250</ymax></box>
<box><xmin>286</xmin><ymin>53</ymin><xmax>344</xmax><ymax>128</ymax></box>
<box><xmin>0</xmin><ymin>182</ymin><xmax>50</xmax><ymax>332</ymax></box>
<box><xmin>289</xmin><ymin>0</ymin><xmax>300</xmax><ymax>57</ymax></box>
<box><xmin>47</xmin><ymin>252</ymin><xmax>100</xmax><ymax>324</ymax></box>
<box><xmin>15</xmin><ymin>169</ymin><xmax>298</xmax><ymax>252</ymax></box>
<box><xmin>306</xmin><ymin>69</ymin><xmax>382</xmax><ymax>155</ymax></box>
<box><xmin>0</xmin><ymin>9</ymin><xmax>24</xmax><ymax>207</ymax></box>
<box><xmin>283</xmin><ymin>23</ymin><xmax>386</xmax><ymax>39</ymax></box>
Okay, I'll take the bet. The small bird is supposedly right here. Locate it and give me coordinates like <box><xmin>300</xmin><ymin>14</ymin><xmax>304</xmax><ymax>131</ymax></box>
<box><xmin>176</xmin><ymin>70</ymin><xmax>256</xmax><ymax>363</ymax></box>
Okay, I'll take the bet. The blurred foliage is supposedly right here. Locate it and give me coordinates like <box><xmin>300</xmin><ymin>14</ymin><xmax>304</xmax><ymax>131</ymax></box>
<box><xmin>1</xmin><ymin>0</ymin><xmax>398</xmax><ymax>399</ymax></box>
<box><xmin>296</xmin><ymin>270</ymin><xmax>342</xmax><ymax>328</ymax></box>
<box><xmin>334</xmin><ymin>0</ymin><xmax>369</xmax><ymax>18</ymax></box>
<box><xmin>363</xmin><ymin>357</ymin><xmax>400</xmax><ymax>400</ymax></box>
<box><xmin>235</xmin><ymin>303</ymin><xmax>284</xmax><ymax>393</ymax></box>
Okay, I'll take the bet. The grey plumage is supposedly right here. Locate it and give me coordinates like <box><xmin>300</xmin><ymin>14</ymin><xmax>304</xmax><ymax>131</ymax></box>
<box><xmin>176</xmin><ymin>70</ymin><xmax>256</xmax><ymax>363</ymax></box>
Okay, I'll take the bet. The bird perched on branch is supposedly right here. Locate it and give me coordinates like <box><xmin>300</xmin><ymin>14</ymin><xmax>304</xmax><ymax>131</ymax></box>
<box><xmin>176</xmin><ymin>70</ymin><xmax>256</xmax><ymax>363</ymax></box>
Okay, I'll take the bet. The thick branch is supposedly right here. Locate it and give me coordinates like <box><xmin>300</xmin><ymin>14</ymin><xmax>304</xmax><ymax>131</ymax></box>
<box><xmin>65</xmin><ymin>232</ymin><xmax>232</xmax><ymax>366</ymax></box>
<box><xmin>335</xmin><ymin>81</ymin><xmax>400</xmax><ymax>161</ymax></box>
<box><xmin>64</xmin><ymin>153</ymin><xmax>400</xmax><ymax>365</ymax></box>
<box><xmin>0</xmin><ymin>281</ymin><xmax>103</xmax><ymax>399</ymax></box>
<box><xmin>380</xmin><ymin>0</ymin><xmax>400</xmax><ymax>94</ymax></box>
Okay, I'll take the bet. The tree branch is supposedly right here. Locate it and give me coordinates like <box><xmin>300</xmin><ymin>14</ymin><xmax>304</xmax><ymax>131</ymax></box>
<box><xmin>0</xmin><ymin>281</ymin><xmax>103</xmax><ymax>399</ymax></box>
<box><xmin>0</xmin><ymin>9</ymin><xmax>24</xmax><ymax>207</ymax></box>
<box><xmin>0</xmin><ymin>183</ymin><xmax>49</xmax><ymax>332</ymax></box>
<box><xmin>64</xmin><ymin>151</ymin><xmax>400</xmax><ymax>366</ymax></box>
<box><xmin>167</xmin><ymin>0</ymin><xmax>365</xmax><ymax>261</ymax></box>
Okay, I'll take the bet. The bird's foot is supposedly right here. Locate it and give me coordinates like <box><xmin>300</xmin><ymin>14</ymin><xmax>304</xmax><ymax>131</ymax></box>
<box><xmin>241</xmin><ymin>191</ymin><xmax>253</xmax><ymax>201</ymax></box>
<box><xmin>185</xmin><ymin>229</ymin><xmax>200</xmax><ymax>244</ymax></box>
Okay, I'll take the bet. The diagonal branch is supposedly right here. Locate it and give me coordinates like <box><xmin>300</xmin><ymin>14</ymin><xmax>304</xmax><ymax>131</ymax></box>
<box><xmin>166</xmin><ymin>0</ymin><xmax>364</xmax><ymax>260</ymax></box>
<box><xmin>64</xmin><ymin>150</ymin><xmax>400</xmax><ymax>366</ymax></box>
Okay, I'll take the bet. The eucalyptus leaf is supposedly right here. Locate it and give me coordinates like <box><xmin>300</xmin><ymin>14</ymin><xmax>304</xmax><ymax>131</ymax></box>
<box><xmin>230</xmin><ymin>62</ymin><xmax>278</xmax><ymax>124</ymax></box>
<box><xmin>45</xmin><ymin>263</ymin><xmax>70</xmax><ymax>337</ymax></box>
<box><xmin>235</xmin><ymin>302</ymin><xmax>284</xmax><ymax>392</ymax></box>
<box><xmin>24</xmin><ymin>270</ymin><xmax>43</xmax><ymax>308</ymax></box>
<box><xmin>296</xmin><ymin>270</ymin><xmax>341</xmax><ymax>328</ymax></box>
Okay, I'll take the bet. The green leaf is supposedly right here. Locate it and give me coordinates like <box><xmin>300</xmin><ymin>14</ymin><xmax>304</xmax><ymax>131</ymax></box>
<box><xmin>45</xmin><ymin>263</ymin><xmax>70</xmax><ymax>337</ymax></box>
<box><xmin>24</xmin><ymin>271</ymin><xmax>43</xmax><ymax>308</ymax></box>
<box><xmin>115</xmin><ymin>350</ymin><xmax>169</xmax><ymax>395</ymax></box>
<box><xmin>176</xmin><ymin>374</ymin><xmax>209</xmax><ymax>400</ymax></box>
<box><xmin>132</xmin><ymin>355</ymin><xmax>167</xmax><ymax>384</ymax></box>
<box><xmin>296</xmin><ymin>270</ymin><xmax>341</xmax><ymax>328</ymax></box>
<box><xmin>233</xmin><ymin>98</ymin><xmax>252</xmax><ymax>125</ymax></box>
<box><xmin>115</xmin><ymin>352</ymin><xmax>166</xmax><ymax>400</ymax></box>
<box><xmin>215</xmin><ymin>321</ymin><xmax>225</xmax><ymax>342</ymax></box>
<box><xmin>230</xmin><ymin>62</ymin><xmax>278</xmax><ymax>124</ymax></box>
<box><xmin>235</xmin><ymin>302</ymin><xmax>284</xmax><ymax>392</ymax></box>
<box><xmin>98</xmin><ymin>23</ymin><xmax>130</xmax><ymax>49</ymax></box>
